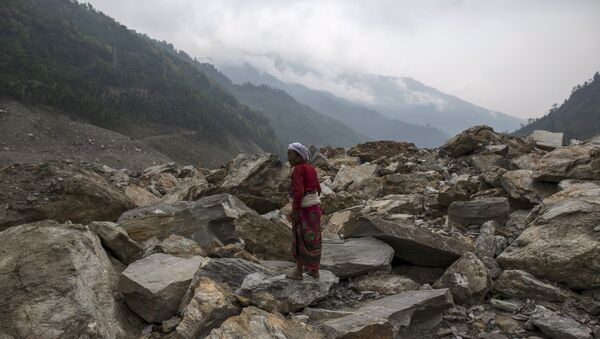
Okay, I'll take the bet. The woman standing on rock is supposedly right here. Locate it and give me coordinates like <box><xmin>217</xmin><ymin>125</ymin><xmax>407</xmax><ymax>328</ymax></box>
<box><xmin>285</xmin><ymin>142</ymin><xmax>322</xmax><ymax>280</ymax></box>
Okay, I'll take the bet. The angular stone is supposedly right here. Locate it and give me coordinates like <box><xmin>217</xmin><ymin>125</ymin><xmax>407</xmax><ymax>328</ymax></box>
<box><xmin>118</xmin><ymin>194</ymin><xmax>252</xmax><ymax>248</ymax></box>
<box><xmin>323</xmin><ymin>207</ymin><xmax>360</xmax><ymax>238</ymax></box>
<box><xmin>501</xmin><ymin>170</ymin><xmax>556</xmax><ymax>206</ymax></box>
<box><xmin>320</xmin><ymin>237</ymin><xmax>394</xmax><ymax>279</ymax></box>
<box><xmin>346</xmin><ymin>176</ymin><xmax>384</xmax><ymax>200</ymax></box>
<box><xmin>352</xmin><ymin>272</ymin><xmax>420</xmax><ymax>295</ymax></box>
<box><xmin>433</xmin><ymin>252</ymin><xmax>490</xmax><ymax>304</ymax></box>
<box><xmin>176</xmin><ymin>277</ymin><xmax>241</xmax><ymax>339</ymax></box>
<box><xmin>322</xmin><ymin>289</ymin><xmax>454</xmax><ymax>338</ymax></box>
<box><xmin>528</xmin><ymin>130</ymin><xmax>564</xmax><ymax>150</ymax></box>
<box><xmin>448</xmin><ymin>197</ymin><xmax>510</xmax><ymax>227</ymax></box>
<box><xmin>118</xmin><ymin>253</ymin><xmax>204</xmax><ymax>323</ymax></box>
<box><xmin>530</xmin><ymin>305</ymin><xmax>593</xmax><ymax>339</ymax></box>
<box><xmin>159</xmin><ymin>234</ymin><xmax>205</xmax><ymax>257</ymax></box>
<box><xmin>474</xmin><ymin>221</ymin><xmax>502</xmax><ymax>278</ymax></box>
<box><xmin>533</xmin><ymin>144</ymin><xmax>600</xmax><ymax>182</ymax></box>
<box><xmin>88</xmin><ymin>221</ymin><xmax>143</xmax><ymax>265</ymax></box>
<box><xmin>239</xmin><ymin>271</ymin><xmax>338</xmax><ymax>313</ymax></box>
<box><xmin>347</xmin><ymin>141</ymin><xmax>417</xmax><ymax>162</ymax></box>
<box><xmin>0</xmin><ymin>161</ymin><xmax>134</xmax><ymax>231</ymax></box>
<box><xmin>497</xmin><ymin>186</ymin><xmax>600</xmax><ymax>289</ymax></box>
<box><xmin>0</xmin><ymin>221</ymin><xmax>127</xmax><ymax>338</ymax></box>
<box><xmin>332</xmin><ymin>164</ymin><xmax>378</xmax><ymax>191</ymax></box>
<box><xmin>205</xmin><ymin>306</ymin><xmax>324</xmax><ymax>339</ymax></box>
<box><xmin>494</xmin><ymin>270</ymin><xmax>571</xmax><ymax>302</ymax></box>
<box><xmin>342</xmin><ymin>216</ymin><xmax>475</xmax><ymax>267</ymax></box>
<box><xmin>233</xmin><ymin>212</ymin><xmax>292</xmax><ymax>260</ymax></box>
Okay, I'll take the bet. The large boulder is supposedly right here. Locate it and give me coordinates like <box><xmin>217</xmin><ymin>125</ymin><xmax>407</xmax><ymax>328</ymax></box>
<box><xmin>206</xmin><ymin>153</ymin><xmax>288</xmax><ymax>213</ymax></box>
<box><xmin>527</xmin><ymin>130</ymin><xmax>564</xmax><ymax>150</ymax></box>
<box><xmin>341</xmin><ymin>216</ymin><xmax>474</xmax><ymax>267</ymax></box>
<box><xmin>532</xmin><ymin>143</ymin><xmax>600</xmax><ymax>182</ymax></box>
<box><xmin>117</xmin><ymin>194</ymin><xmax>252</xmax><ymax>249</ymax></box>
<box><xmin>501</xmin><ymin>170</ymin><xmax>556</xmax><ymax>206</ymax></box>
<box><xmin>363</xmin><ymin>194</ymin><xmax>424</xmax><ymax>215</ymax></box>
<box><xmin>321</xmin><ymin>289</ymin><xmax>454</xmax><ymax>338</ymax></box>
<box><xmin>382</xmin><ymin>171</ymin><xmax>442</xmax><ymax>195</ymax></box>
<box><xmin>0</xmin><ymin>160</ymin><xmax>134</xmax><ymax>231</ymax></box>
<box><xmin>440</xmin><ymin>125</ymin><xmax>505</xmax><ymax>158</ymax></box>
<box><xmin>117</xmin><ymin>253</ymin><xmax>204</xmax><ymax>323</ymax></box>
<box><xmin>448</xmin><ymin>197</ymin><xmax>510</xmax><ymax>227</ymax></box>
<box><xmin>530</xmin><ymin>305</ymin><xmax>593</xmax><ymax>339</ymax></box>
<box><xmin>331</xmin><ymin>163</ymin><xmax>379</xmax><ymax>191</ymax></box>
<box><xmin>320</xmin><ymin>237</ymin><xmax>394</xmax><ymax>279</ymax></box>
<box><xmin>433</xmin><ymin>252</ymin><xmax>490</xmax><ymax>305</ymax></box>
<box><xmin>347</xmin><ymin>141</ymin><xmax>417</xmax><ymax>162</ymax></box>
<box><xmin>239</xmin><ymin>271</ymin><xmax>338</xmax><ymax>313</ymax></box>
<box><xmin>233</xmin><ymin>212</ymin><xmax>292</xmax><ymax>260</ymax></box>
<box><xmin>158</xmin><ymin>234</ymin><xmax>205</xmax><ymax>258</ymax></box>
<box><xmin>0</xmin><ymin>220</ymin><xmax>127</xmax><ymax>338</ymax></box>
<box><xmin>497</xmin><ymin>184</ymin><xmax>600</xmax><ymax>289</ymax></box>
<box><xmin>176</xmin><ymin>277</ymin><xmax>241</xmax><ymax>339</ymax></box>
<box><xmin>206</xmin><ymin>306</ymin><xmax>324</xmax><ymax>339</ymax></box>
<box><xmin>88</xmin><ymin>221</ymin><xmax>143</xmax><ymax>265</ymax></box>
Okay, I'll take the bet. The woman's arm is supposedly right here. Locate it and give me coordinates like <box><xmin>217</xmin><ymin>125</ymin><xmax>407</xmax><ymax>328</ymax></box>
<box><xmin>291</xmin><ymin>165</ymin><xmax>305</xmax><ymax>211</ymax></box>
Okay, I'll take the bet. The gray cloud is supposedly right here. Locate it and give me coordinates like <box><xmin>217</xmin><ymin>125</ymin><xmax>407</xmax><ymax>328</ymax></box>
<box><xmin>86</xmin><ymin>0</ymin><xmax>600</xmax><ymax>118</ymax></box>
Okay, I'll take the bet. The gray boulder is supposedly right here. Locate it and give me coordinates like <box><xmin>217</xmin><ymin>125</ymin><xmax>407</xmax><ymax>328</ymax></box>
<box><xmin>352</xmin><ymin>272</ymin><xmax>420</xmax><ymax>295</ymax></box>
<box><xmin>320</xmin><ymin>237</ymin><xmax>394</xmax><ymax>279</ymax></box>
<box><xmin>322</xmin><ymin>289</ymin><xmax>454</xmax><ymax>338</ymax></box>
<box><xmin>528</xmin><ymin>130</ymin><xmax>564</xmax><ymax>150</ymax></box>
<box><xmin>233</xmin><ymin>212</ymin><xmax>292</xmax><ymax>260</ymax></box>
<box><xmin>239</xmin><ymin>271</ymin><xmax>338</xmax><ymax>313</ymax></box>
<box><xmin>118</xmin><ymin>253</ymin><xmax>204</xmax><ymax>323</ymax></box>
<box><xmin>331</xmin><ymin>163</ymin><xmax>378</xmax><ymax>191</ymax></box>
<box><xmin>448</xmin><ymin>197</ymin><xmax>510</xmax><ymax>226</ymax></box>
<box><xmin>497</xmin><ymin>184</ymin><xmax>600</xmax><ymax>289</ymax></box>
<box><xmin>501</xmin><ymin>170</ymin><xmax>556</xmax><ymax>206</ymax></box>
<box><xmin>342</xmin><ymin>216</ymin><xmax>474</xmax><ymax>267</ymax></box>
<box><xmin>88</xmin><ymin>221</ymin><xmax>143</xmax><ymax>265</ymax></box>
<box><xmin>494</xmin><ymin>270</ymin><xmax>570</xmax><ymax>302</ymax></box>
<box><xmin>0</xmin><ymin>220</ymin><xmax>127</xmax><ymax>338</ymax></box>
<box><xmin>118</xmin><ymin>194</ymin><xmax>252</xmax><ymax>248</ymax></box>
<box><xmin>158</xmin><ymin>234</ymin><xmax>205</xmax><ymax>257</ymax></box>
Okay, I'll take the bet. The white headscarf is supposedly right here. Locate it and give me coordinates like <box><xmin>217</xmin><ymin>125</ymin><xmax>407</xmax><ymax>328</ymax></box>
<box><xmin>288</xmin><ymin>142</ymin><xmax>311</xmax><ymax>162</ymax></box>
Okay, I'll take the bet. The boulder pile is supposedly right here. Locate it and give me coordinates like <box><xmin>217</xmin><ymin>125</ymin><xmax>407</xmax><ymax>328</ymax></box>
<box><xmin>1</xmin><ymin>126</ymin><xmax>600</xmax><ymax>338</ymax></box>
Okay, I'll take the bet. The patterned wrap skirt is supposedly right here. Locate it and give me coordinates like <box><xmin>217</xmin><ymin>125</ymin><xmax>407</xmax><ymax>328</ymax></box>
<box><xmin>291</xmin><ymin>204</ymin><xmax>322</xmax><ymax>270</ymax></box>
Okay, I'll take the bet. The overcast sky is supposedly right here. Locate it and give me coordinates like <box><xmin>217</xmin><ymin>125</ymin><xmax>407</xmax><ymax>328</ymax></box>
<box><xmin>86</xmin><ymin>0</ymin><xmax>600</xmax><ymax>118</ymax></box>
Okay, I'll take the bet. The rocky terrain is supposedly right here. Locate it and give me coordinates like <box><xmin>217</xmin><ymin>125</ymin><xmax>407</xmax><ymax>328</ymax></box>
<box><xmin>1</xmin><ymin>125</ymin><xmax>600</xmax><ymax>339</ymax></box>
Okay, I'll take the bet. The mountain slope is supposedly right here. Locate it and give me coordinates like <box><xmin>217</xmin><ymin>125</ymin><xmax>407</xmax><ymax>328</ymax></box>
<box><xmin>220</xmin><ymin>55</ymin><xmax>524</xmax><ymax>135</ymax></box>
<box><xmin>0</xmin><ymin>0</ymin><xmax>280</xmax><ymax>165</ymax></box>
<box><xmin>221</xmin><ymin>63</ymin><xmax>450</xmax><ymax>148</ymax></box>
<box><xmin>515</xmin><ymin>72</ymin><xmax>600</xmax><ymax>141</ymax></box>
<box><xmin>187</xmin><ymin>63</ymin><xmax>368</xmax><ymax>147</ymax></box>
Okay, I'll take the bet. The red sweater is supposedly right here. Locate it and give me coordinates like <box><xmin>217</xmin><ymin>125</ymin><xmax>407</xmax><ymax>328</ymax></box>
<box><xmin>290</xmin><ymin>162</ymin><xmax>321</xmax><ymax>211</ymax></box>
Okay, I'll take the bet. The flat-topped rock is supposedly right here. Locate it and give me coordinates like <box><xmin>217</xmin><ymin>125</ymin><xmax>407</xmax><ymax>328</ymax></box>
<box><xmin>320</xmin><ymin>237</ymin><xmax>394</xmax><ymax>278</ymax></box>
<box><xmin>118</xmin><ymin>253</ymin><xmax>204</xmax><ymax>323</ymax></box>
<box><xmin>533</xmin><ymin>143</ymin><xmax>600</xmax><ymax>182</ymax></box>
<box><xmin>239</xmin><ymin>271</ymin><xmax>339</xmax><ymax>313</ymax></box>
<box><xmin>322</xmin><ymin>289</ymin><xmax>454</xmax><ymax>338</ymax></box>
<box><xmin>342</xmin><ymin>216</ymin><xmax>474</xmax><ymax>267</ymax></box>
<box><xmin>528</xmin><ymin>130</ymin><xmax>564</xmax><ymax>150</ymax></box>
<box><xmin>448</xmin><ymin>197</ymin><xmax>510</xmax><ymax>226</ymax></box>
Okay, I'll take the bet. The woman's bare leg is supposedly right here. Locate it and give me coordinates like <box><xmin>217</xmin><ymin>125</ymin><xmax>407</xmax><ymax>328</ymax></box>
<box><xmin>286</xmin><ymin>262</ymin><xmax>304</xmax><ymax>280</ymax></box>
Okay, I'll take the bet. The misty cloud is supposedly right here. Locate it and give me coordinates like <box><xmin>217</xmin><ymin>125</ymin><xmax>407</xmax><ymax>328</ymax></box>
<box><xmin>85</xmin><ymin>0</ymin><xmax>600</xmax><ymax>118</ymax></box>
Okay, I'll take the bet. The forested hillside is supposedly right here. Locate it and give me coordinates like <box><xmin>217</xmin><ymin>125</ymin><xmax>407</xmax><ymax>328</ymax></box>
<box><xmin>0</xmin><ymin>0</ymin><xmax>281</xmax><ymax>164</ymax></box>
<box><xmin>515</xmin><ymin>72</ymin><xmax>600</xmax><ymax>140</ymax></box>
